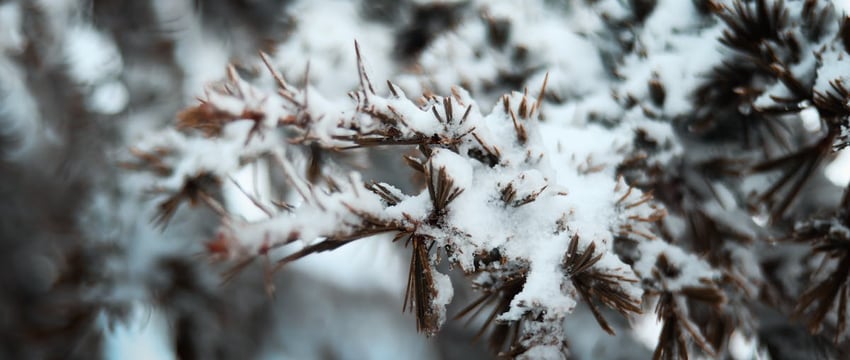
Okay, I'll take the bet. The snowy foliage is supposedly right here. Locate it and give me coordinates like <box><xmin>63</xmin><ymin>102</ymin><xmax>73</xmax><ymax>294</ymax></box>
<box><xmin>125</xmin><ymin>0</ymin><xmax>723</xmax><ymax>357</ymax></box>
<box><xmin>9</xmin><ymin>0</ymin><xmax>850</xmax><ymax>359</ymax></box>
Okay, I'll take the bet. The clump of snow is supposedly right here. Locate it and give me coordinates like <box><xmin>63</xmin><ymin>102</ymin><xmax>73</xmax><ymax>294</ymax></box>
<box><xmin>429</xmin><ymin>148</ymin><xmax>473</xmax><ymax>190</ymax></box>
<box><xmin>799</xmin><ymin>105</ymin><xmax>822</xmax><ymax>132</ymax></box>
<box><xmin>826</xmin><ymin>149</ymin><xmax>850</xmax><ymax>186</ymax></box>
<box><xmin>64</xmin><ymin>26</ymin><xmax>123</xmax><ymax>85</ymax></box>
<box><xmin>633</xmin><ymin>240</ymin><xmax>720</xmax><ymax>292</ymax></box>
<box><xmin>62</xmin><ymin>25</ymin><xmax>129</xmax><ymax>114</ymax></box>
<box><xmin>89</xmin><ymin>80</ymin><xmax>130</xmax><ymax>115</ymax></box>
<box><xmin>614</xmin><ymin>1</ymin><xmax>725</xmax><ymax>119</ymax></box>
<box><xmin>431</xmin><ymin>270</ymin><xmax>454</xmax><ymax>326</ymax></box>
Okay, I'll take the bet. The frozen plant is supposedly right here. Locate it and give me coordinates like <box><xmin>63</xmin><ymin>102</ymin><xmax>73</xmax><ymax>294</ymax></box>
<box><xmin>130</xmin><ymin>0</ymin><xmax>850</xmax><ymax>357</ymax></box>
<box><xmin>127</xmin><ymin>39</ymin><xmax>721</xmax><ymax>358</ymax></box>
<box><xmin>11</xmin><ymin>0</ymin><xmax>850</xmax><ymax>359</ymax></box>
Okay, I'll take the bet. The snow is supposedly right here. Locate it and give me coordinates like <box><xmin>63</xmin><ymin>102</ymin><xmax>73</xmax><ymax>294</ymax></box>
<box><xmin>156</xmin><ymin>2</ymin><xmax>230</xmax><ymax>101</ymax></box>
<box><xmin>89</xmin><ymin>80</ymin><xmax>130</xmax><ymax>115</ymax></box>
<box><xmin>519</xmin><ymin>344</ymin><xmax>567</xmax><ymax>360</ymax></box>
<box><xmin>837</xmin><ymin>1</ymin><xmax>850</xmax><ymax>15</ymax></box>
<box><xmin>799</xmin><ymin>106</ymin><xmax>822</xmax><ymax>132</ymax></box>
<box><xmin>431</xmin><ymin>270</ymin><xmax>454</xmax><ymax>326</ymax></box>
<box><xmin>501</xmin><ymin>258</ymin><xmax>578</xmax><ymax>321</ymax></box>
<box><xmin>429</xmin><ymin>148</ymin><xmax>473</xmax><ymax>190</ymax></box>
<box><xmin>273</xmin><ymin>0</ymin><xmax>395</xmax><ymax>97</ymax></box>
<box><xmin>616</xmin><ymin>1</ymin><xmax>725</xmax><ymax>118</ymax></box>
<box><xmin>729</xmin><ymin>330</ymin><xmax>760</xmax><ymax>360</ymax></box>
<box><xmin>61</xmin><ymin>23</ymin><xmax>130</xmax><ymax>115</ymax></box>
<box><xmin>104</xmin><ymin>305</ymin><xmax>175</xmax><ymax>360</ymax></box>
<box><xmin>827</xmin><ymin>150</ymin><xmax>850</xmax><ymax>186</ymax></box>
<box><xmin>631</xmin><ymin>307</ymin><xmax>663</xmax><ymax>350</ymax></box>
<box><xmin>814</xmin><ymin>44</ymin><xmax>850</xmax><ymax>99</ymax></box>
<box><xmin>633</xmin><ymin>240</ymin><xmax>720</xmax><ymax>291</ymax></box>
<box><xmin>0</xmin><ymin>3</ymin><xmax>24</xmax><ymax>54</ymax></box>
<box><xmin>63</xmin><ymin>26</ymin><xmax>124</xmax><ymax>86</ymax></box>
<box><xmin>402</xmin><ymin>0</ymin><xmax>608</xmax><ymax>108</ymax></box>
<box><xmin>0</xmin><ymin>56</ymin><xmax>42</xmax><ymax>158</ymax></box>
